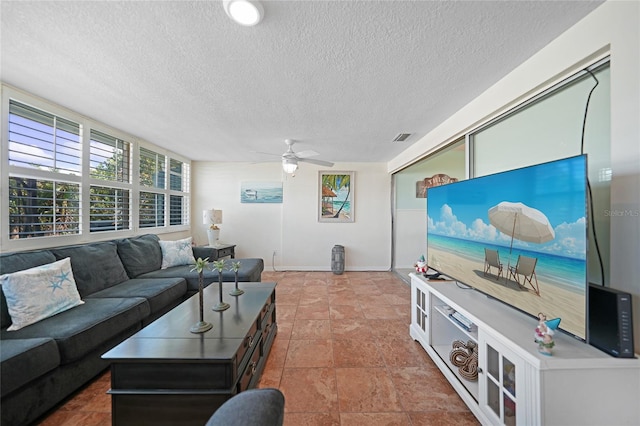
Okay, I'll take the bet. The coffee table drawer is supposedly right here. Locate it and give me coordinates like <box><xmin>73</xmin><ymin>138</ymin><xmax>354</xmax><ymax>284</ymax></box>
<box><xmin>261</xmin><ymin>303</ymin><xmax>275</xmax><ymax>341</ymax></box>
<box><xmin>260</xmin><ymin>292</ymin><xmax>275</xmax><ymax>323</ymax></box>
<box><xmin>111</xmin><ymin>392</ymin><xmax>231</xmax><ymax>426</ymax></box>
<box><xmin>112</xmin><ymin>362</ymin><xmax>235</xmax><ymax>390</ymax></box>
<box><xmin>237</xmin><ymin>335</ymin><xmax>262</xmax><ymax>392</ymax></box>
<box><xmin>236</xmin><ymin>318</ymin><xmax>260</xmax><ymax>373</ymax></box>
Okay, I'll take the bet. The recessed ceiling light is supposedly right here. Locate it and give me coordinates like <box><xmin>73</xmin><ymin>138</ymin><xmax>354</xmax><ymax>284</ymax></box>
<box><xmin>223</xmin><ymin>0</ymin><xmax>264</xmax><ymax>26</ymax></box>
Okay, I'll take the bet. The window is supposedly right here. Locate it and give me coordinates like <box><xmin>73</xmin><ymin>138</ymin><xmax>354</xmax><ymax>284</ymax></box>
<box><xmin>7</xmin><ymin>100</ymin><xmax>82</xmax><ymax>239</ymax></box>
<box><xmin>140</xmin><ymin>147</ymin><xmax>165</xmax><ymax>189</ymax></box>
<box><xmin>2</xmin><ymin>88</ymin><xmax>191</xmax><ymax>246</ymax></box>
<box><xmin>139</xmin><ymin>192</ymin><xmax>165</xmax><ymax>228</ymax></box>
<box><xmin>8</xmin><ymin>177</ymin><xmax>80</xmax><ymax>239</ymax></box>
<box><xmin>169</xmin><ymin>195</ymin><xmax>184</xmax><ymax>226</ymax></box>
<box><xmin>90</xmin><ymin>130</ymin><xmax>130</xmax><ymax>183</ymax></box>
<box><xmin>138</xmin><ymin>148</ymin><xmax>189</xmax><ymax>228</ymax></box>
<box><xmin>89</xmin><ymin>129</ymin><xmax>132</xmax><ymax>233</ymax></box>
<box><xmin>8</xmin><ymin>100</ymin><xmax>81</xmax><ymax>175</ymax></box>
<box><xmin>90</xmin><ymin>186</ymin><xmax>130</xmax><ymax>232</ymax></box>
<box><xmin>168</xmin><ymin>159</ymin><xmax>188</xmax><ymax>226</ymax></box>
<box><xmin>169</xmin><ymin>159</ymin><xmax>183</xmax><ymax>191</ymax></box>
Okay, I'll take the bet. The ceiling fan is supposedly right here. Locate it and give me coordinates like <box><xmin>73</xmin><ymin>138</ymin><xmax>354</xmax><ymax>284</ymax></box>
<box><xmin>257</xmin><ymin>139</ymin><xmax>334</xmax><ymax>174</ymax></box>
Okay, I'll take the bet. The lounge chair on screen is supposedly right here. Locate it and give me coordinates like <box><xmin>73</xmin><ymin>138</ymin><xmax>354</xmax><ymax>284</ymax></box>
<box><xmin>508</xmin><ymin>255</ymin><xmax>540</xmax><ymax>296</ymax></box>
<box><xmin>483</xmin><ymin>248</ymin><xmax>503</xmax><ymax>280</ymax></box>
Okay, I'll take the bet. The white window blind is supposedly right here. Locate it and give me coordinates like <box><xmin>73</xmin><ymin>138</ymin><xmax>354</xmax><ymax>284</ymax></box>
<box><xmin>140</xmin><ymin>147</ymin><xmax>166</xmax><ymax>189</ymax></box>
<box><xmin>8</xmin><ymin>100</ymin><xmax>81</xmax><ymax>175</ymax></box>
<box><xmin>8</xmin><ymin>177</ymin><xmax>80</xmax><ymax>239</ymax></box>
<box><xmin>90</xmin><ymin>130</ymin><xmax>131</xmax><ymax>183</ymax></box>
<box><xmin>169</xmin><ymin>158</ymin><xmax>183</xmax><ymax>191</ymax></box>
<box><xmin>139</xmin><ymin>191</ymin><xmax>165</xmax><ymax>228</ymax></box>
<box><xmin>7</xmin><ymin>100</ymin><xmax>82</xmax><ymax>239</ymax></box>
<box><xmin>88</xmin><ymin>130</ymin><xmax>132</xmax><ymax>233</ymax></box>
<box><xmin>90</xmin><ymin>186</ymin><xmax>131</xmax><ymax>232</ymax></box>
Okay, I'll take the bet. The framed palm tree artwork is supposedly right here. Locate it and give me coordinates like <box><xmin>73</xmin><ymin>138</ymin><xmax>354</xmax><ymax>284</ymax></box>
<box><xmin>319</xmin><ymin>171</ymin><xmax>354</xmax><ymax>223</ymax></box>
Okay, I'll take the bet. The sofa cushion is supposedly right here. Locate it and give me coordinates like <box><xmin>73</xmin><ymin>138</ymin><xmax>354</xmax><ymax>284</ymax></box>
<box><xmin>138</xmin><ymin>258</ymin><xmax>264</xmax><ymax>293</ymax></box>
<box><xmin>0</xmin><ymin>250</ymin><xmax>57</xmax><ymax>329</ymax></box>
<box><xmin>0</xmin><ymin>337</ymin><xmax>60</xmax><ymax>397</ymax></box>
<box><xmin>0</xmin><ymin>297</ymin><xmax>149</xmax><ymax>364</ymax></box>
<box><xmin>51</xmin><ymin>241</ymin><xmax>129</xmax><ymax>297</ymax></box>
<box><xmin>159</xmin><ymin>237</ymin><xmax>196</xmax><ymax>269</ymax></box>
<box><xmin>86</xmin><ymin>278</ymin><xmax>187</xmax><ymax>315</ymax></box>
<box><xmin>117</xmin><ymin>234</ymin><xmax>163</xmax><ymax>278</ymax></box>
<box><xmin>1</xmin><ymin>258</ymin><xmax>84</xmax><ymax>331</ymax></box>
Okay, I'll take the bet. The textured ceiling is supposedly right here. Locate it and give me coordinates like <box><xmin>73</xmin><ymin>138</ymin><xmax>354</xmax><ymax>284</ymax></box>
<box><xmin>1</xmin><ymin>0</ymin><xmax>602</xmax><ymax>164</ymax></box>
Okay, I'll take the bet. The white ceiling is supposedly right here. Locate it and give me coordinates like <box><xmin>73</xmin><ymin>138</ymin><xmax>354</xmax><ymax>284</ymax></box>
<box><xmin>1</xmin><ymin>0</ymin><xmax>602</xmax><ymax>164</ymax></box>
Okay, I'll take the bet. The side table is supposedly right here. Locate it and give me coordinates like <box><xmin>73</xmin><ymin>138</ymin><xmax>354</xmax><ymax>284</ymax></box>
<box><xmin>204</xmin><ymin>243</ymin><xmax>236</xmax><ymax>260</ymax></box>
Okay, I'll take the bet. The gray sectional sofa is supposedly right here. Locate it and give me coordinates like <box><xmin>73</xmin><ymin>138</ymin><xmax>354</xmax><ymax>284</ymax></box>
<box><xmin>0</xmin><ymin>234</ymin><xmax>263</xmax><ymax>426</ymax></box>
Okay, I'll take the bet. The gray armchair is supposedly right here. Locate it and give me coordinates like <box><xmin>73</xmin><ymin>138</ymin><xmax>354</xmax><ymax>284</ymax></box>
<box><xmin>205</xmin><ymin>388</ymin><xmax>285</xmax><ymax>426</ymax></box>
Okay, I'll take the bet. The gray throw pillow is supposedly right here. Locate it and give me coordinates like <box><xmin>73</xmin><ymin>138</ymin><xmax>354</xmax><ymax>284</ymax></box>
<box><xmin>116</xmin><ymin>234</ymin><xmax>163</xmax><ymax>278</ymax></box>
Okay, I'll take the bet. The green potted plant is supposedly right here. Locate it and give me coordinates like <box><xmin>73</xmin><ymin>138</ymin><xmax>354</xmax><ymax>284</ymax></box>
<box><xmin>211</xmin><ymin>259</ymin><xmax>230</xmax><ymax>311</ymax></box>
<box><xmin>189</xmin><ymin>257</ymin><xmax>213</xmax><ymax>333</ymax></box>
<box><xmin>229</xmin><ymin>261</ymin><xmax>244</xmax><ymax>296</ymax></box>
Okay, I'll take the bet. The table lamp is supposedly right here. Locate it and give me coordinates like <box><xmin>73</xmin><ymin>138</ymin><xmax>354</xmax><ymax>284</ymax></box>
<box><xmin>203</xmin><ymin>209</ymin><xmax>223</xmax><ymax>246</ymax></box>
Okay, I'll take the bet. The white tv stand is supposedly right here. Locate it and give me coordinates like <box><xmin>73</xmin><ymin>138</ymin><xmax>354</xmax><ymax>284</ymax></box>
<box><xmin>409</xmin><ymin>273</ymin><xmax>640</xmax><ymax>425</ymax></box>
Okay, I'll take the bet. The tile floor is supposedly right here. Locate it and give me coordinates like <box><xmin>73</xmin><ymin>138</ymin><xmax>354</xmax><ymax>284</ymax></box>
<box><xmin>36</xmin><ymin>271</ymin><xmax>478</xmax><ymax>426</ymax></box>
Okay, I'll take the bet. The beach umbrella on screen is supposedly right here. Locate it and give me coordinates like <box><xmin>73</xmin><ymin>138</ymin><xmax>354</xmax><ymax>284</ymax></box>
<box><xmin>488</xmin><ymin>201</ymin><xmax>555</xmax><ymax>270</ymax></box>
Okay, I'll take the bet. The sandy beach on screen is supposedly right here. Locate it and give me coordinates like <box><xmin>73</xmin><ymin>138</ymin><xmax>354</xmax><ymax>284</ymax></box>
<box><xmin>429</xmin><ymin>248</ymin><xmax>586</xmax><ymax>338</ymax></box>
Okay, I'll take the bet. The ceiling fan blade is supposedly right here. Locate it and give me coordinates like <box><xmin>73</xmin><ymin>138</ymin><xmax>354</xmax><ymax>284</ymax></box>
<box><xmin>299</xmin><ymin>158</ymin><xmax>334</xmax><ymax>167</ymax></box>
<box><xmin>295</xmin><ymin>150</ymin><xmax>319</xmax><ymax>158</ymax></box>
<box><xmin>250</xmin><ymin>151</ymin><xmax>281</xmax><ymax>157</ymax></box>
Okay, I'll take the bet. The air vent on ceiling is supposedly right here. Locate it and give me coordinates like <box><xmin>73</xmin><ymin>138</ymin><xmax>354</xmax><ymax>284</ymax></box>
<box><xmin>392</xmin><ymin>133</ymin><xmax>412</xmax><ymax>142</ymax></box>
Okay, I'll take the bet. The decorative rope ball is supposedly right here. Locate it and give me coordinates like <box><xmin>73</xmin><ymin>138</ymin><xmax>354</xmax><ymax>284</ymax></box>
<box><xmin>449</xmin><ymin>340</ymin><xmax>479</xmax><ymax>381</ymax></box>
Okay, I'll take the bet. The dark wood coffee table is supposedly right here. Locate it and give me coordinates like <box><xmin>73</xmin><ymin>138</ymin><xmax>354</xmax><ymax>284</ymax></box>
<box><xmin>102</xmin><ymin>282</ymin><xmax>277</xmax><ymax>426</ymax></box>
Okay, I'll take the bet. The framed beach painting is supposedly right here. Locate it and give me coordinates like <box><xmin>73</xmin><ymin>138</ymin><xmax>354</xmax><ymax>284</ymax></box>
<box><xmin>318</xmin><ymin>171</ymin><xmax>354</xmax><ymax>223</ymax></box>
<box><xmin>241</xmin><ymin>181</ymin><xmax>283</xmax><ymax>203</ymax></box>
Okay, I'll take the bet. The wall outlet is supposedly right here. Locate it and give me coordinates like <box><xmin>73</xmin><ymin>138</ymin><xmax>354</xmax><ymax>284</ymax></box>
<box><xmin>272</xmin><ymin>250</ymin><xmax>277</xmax><ymax>257</ymax></box>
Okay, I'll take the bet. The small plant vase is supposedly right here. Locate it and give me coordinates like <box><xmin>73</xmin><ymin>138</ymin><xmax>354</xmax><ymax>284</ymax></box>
<box><xmin>189</xmin><ymin>257</ymin><xmax>213</xmax><ymax>333</ymax></box>
<box><xmin>212</xmin><ymin>259</ymin><xmax>230</xmax><ymax>311</ymax></box>
<box><xmin>229</xmin><ymin>261</ymin><xmax>244</xmax><ymax>296</ymax></box>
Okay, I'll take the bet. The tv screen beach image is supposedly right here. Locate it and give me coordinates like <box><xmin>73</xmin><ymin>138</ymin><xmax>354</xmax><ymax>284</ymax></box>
<box><xmin>426</xmin><ymin>156</ymin><xmax>588</xmax><ymax>339</ymax></box>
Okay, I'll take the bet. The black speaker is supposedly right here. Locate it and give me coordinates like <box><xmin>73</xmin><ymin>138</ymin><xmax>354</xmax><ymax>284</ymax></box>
<box><xmin>588</xmin><ymin>283</ymin><xmax>635</xmax><ymax>358</ymax></box>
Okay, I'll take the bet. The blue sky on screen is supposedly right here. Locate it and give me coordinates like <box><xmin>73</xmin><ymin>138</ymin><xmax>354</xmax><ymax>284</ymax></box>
<box><xmin>427</xmin><ymin>155</ymin><xmax>587</xmax><ymax>258</ymax></box>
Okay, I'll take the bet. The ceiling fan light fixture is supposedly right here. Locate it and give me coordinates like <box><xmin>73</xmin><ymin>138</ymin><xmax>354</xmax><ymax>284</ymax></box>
<box><xmin>282</xmin><ymin>158</ymin><xmax>298</xmax><ymax>174</ymax></box>
<box><xmin>223</xmin><ymin>0</ymin><xmax>264</xmax><ymax>26</ymax></box>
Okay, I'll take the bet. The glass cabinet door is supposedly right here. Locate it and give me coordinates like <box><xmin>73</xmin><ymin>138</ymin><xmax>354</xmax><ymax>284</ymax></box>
<box><xmin>414</xmin><ymin>286</ymin><xmax>429</xmax><ymax>333</ymax></box>
<box><xmin>411</xmin><ymin>280</ymin><xmax>430</xmax><ymax>344</ymax></box>
<box><xmin>480</xmin><ymin>333</ymin><xmax>521</xmax><ymax>425</ymax></box>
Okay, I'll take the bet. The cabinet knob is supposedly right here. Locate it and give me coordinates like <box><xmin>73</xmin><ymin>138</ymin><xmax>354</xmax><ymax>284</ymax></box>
<box><xmin>477</xmin><ymin>367</ymin><xmax>483</xmax><ymax>374</ymax></box>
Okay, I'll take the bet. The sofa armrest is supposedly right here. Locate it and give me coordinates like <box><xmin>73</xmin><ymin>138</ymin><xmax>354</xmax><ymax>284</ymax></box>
<box><xmin>193</xmin><ymin>246</ymin><xmax>214</xmax><ymax>260</ymax></box>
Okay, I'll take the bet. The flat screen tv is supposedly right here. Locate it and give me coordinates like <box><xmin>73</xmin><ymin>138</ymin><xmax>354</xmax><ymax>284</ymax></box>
<box><xmin>426</xmin><ymin>155</ymin><xmax>588</xmax><ymax>340</ymax></box>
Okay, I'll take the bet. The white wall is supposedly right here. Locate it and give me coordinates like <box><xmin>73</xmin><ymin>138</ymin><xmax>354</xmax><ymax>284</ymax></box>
<box><xmin>192</xmin><ymin>161</ymin><xmax>391</xmax><ymax>271</ymax></box>
<box><xmin>388</xmin><ymin>1</ymin><xmax>640</xmax><ymax>352</ymax></box>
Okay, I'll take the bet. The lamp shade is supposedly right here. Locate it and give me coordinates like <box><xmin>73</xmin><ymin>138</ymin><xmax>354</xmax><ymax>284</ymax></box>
<box><xmin>203</xmin><ymin>209</ymin><xmax>223</xmax><ymax>225</ymax></box>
